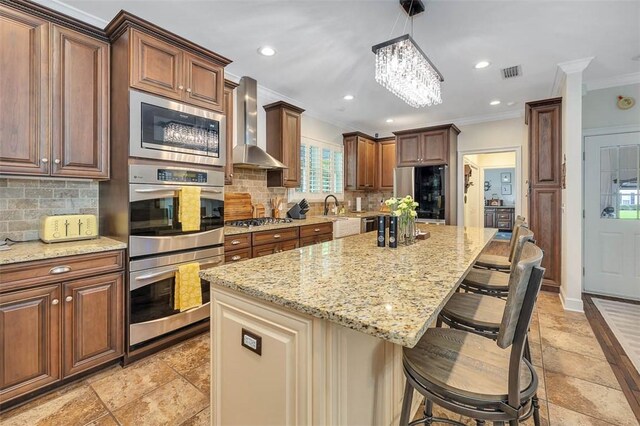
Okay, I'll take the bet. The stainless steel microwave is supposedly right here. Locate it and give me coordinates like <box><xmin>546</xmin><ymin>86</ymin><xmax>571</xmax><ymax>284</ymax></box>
<box><xmin>129</xmin><ymin>90</ymin><xmax>226</xmax><ymax>167</ymax></box>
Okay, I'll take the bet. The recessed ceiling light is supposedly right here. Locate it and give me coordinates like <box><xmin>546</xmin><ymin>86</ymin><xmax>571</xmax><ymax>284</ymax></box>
<box><xmin>507</xmin><ymin>101</ymin><xmax>516</xmax><ymax>106</ymax></box>
<box><xmin>258</xmin><ymin>46</ymin><xmax>276</xmax><ymax>56</ymax></box>
<box><xmin>343</xmin><ymin>95</ymin><xmax>354</xmax><ymax>101</ymax></box>
<box><xmin>490</xmin><ymin>100</ymin><xmax>501</xmax><ymax>106</ymax></box>
<box><xmin>474</xmin><ymin>61</ymin><xmax>490</xmax><ymax>69</ymax></box>
<box><xmin>386</xmin><ymin>118</ymin><xmax>394</xmax><ymax>123</ymax></box>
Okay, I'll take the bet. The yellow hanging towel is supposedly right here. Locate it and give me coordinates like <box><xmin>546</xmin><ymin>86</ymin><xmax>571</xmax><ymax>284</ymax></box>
<box><xmin>174</xmin><ymin>262</ymin><xmax>202</xmax><ymax>312</ymax></box>
<box><xmin>178</xmin><ymin>186</ymin><xmax>201</xmax><ymax>231</ymax></box>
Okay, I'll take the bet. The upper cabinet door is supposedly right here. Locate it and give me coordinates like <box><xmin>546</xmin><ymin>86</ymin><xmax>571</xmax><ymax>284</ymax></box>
<box><xmin>343</xmin><ymin>136</ymin><xmax>357</xmax><ymax>190</ymax></box>
<box><xmin>0</xmin><ymin>7</ymin><xmax>49</xmax><ymax>175</ymax></box>
<box><xmin>378</xmin><ymin>140</ymin><xmax>396</xmax><ymax>190</ymax></box>
<box><xmin>365</xmin><ymin>139</ymin><xmax>376</xmax><ymax>189</ymax></box>
<box><xmin>528</xmin><ymin>102</ymin><xmax>562</xmax><ymax>187</ymax></box>
<box><xmin>421</xmin><ymin>131</ymin><xmax>447</xmax><ymax>165</ymax></box>
<box><xmin>51</xmin><ymin>25</ymin><xmax>110</xmax><ymax>179</ymax></box>
<box><xmin>281</xmin><ymin>108</ymin><xmax>301</xmax><ymax>187</ymax></box>
<box><xmin>130</xmin><ymin>29</ymin><xmax>183</xmax><ymax>100</ymax></box>
<box><xmin>356</xmin><ymin>137</ymin><xmax>368</xmax><ymax>189</ymax></box>
<box><xmin>184</xmin><ymin>52</ymin><xmax>224</xmax><ymax>112</ymax></box>
<box><xmin>396</xmin><ymin>134</ymin><xmax>420</xmax><ymax>167</ymax></box>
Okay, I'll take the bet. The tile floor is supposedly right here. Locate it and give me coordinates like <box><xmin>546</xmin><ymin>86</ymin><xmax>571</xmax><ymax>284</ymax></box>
<box><xmin>1</xmin><ymin>292</ymin><xmax>638</xmax><ymax>425</ymax></box>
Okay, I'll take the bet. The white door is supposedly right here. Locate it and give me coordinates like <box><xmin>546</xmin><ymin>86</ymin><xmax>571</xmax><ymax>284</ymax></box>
<box><xmin>584</xmin><ymin>132</ymin><xmax>640</xmax><ymax>300</ymax></box>
<box><xmin>463</xmin><ymin>162</ymin><xmax>481</xmax><ymax>227</ymax></box>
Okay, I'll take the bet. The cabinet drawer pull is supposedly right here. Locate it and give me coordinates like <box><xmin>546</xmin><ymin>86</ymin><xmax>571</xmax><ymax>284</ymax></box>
<box><xmin>186</xmin><ymin>88</ymin><xmax>192</xmax><ymax>93</ymax></box>
<box><xmin>52</xmin><ymin>299</ymin><xmax>59</xmax><ymax>305</ymax></box>
<box><xmin>49</xmin><ymin>266</ymin><xmax>71</xmax><ymax>275</ymax></box>
<box><xmin>65</xmin><ymin>296</ymin><xmax>73</xmax><ymax>302</ymax></box>
<box><xmin>231</xmin><ymin>255</ymin><xmax>241</xmax><ymax>261</ymax></box>
<box><xmin>273</xmin><ymin>234</ymin><xmax>281</xmax><ymax>239</ymax></box>
<box><xmin>314</xmin><ymin>228</ymin><xmax>321</xmax><ymax>232</ymax></box>
<box><xmin>231</xmin><ymin>240</ymin><xmax>241</xmax><ymax>245</ymax></box>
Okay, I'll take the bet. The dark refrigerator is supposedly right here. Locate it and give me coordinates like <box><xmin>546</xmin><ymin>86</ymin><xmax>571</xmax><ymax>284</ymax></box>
<box><xmin>394</xmin><ymin>165</ymin><xmax>450</xmax><ymax>223</ymax></box>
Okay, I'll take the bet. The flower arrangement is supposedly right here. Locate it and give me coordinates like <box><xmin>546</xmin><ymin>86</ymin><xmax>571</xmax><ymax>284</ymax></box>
<box><xmin>385</xmin><ymin>195</ymin><xmax>418</xmax><ymax>244</ymax></box>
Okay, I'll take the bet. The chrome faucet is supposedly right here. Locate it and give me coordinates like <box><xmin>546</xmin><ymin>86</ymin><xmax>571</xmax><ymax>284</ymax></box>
<box><xmin>324</xmin><ymin>194</ymin><xmax>339</xmax><ymax>216</ymax></box>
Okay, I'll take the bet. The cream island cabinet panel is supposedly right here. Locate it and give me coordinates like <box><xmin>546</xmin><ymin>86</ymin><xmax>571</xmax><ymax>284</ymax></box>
<box><xmin>211</xmin><ymin>287</ymin><xmax>422</xmax><ymax>426</ymax></box>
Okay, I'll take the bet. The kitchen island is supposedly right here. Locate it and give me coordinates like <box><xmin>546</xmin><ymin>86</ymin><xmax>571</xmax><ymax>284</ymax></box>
<box><xmin>201</xmin><ymin>224</ymin><xmax>495</xmax><ymax>425</ymax></box>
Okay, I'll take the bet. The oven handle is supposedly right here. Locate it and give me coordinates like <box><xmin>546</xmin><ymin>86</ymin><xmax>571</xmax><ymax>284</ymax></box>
<box><xmin>130</xmin><ymin>258</ymin><xmax>224</xmax><ymax>291</ymax></box>
<box><xmin>134</xmin><ymin>188</ymin><xmax>222</xmax><ymax>194</ymax></box>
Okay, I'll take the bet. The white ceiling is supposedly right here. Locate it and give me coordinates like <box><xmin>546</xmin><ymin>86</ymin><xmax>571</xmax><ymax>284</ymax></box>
<box><xmin>44</xmin><ymin>0</ymin><xmax>640</xmax><ymax>135</ymax></box>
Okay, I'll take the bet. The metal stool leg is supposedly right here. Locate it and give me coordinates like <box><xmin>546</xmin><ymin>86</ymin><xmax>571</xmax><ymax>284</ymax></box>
<box><xmin>476</xmin><ymin>420</ymin><xmax>486</xmax><ymax>425</ymax></box>
<box><xmin>399</xmin><ymin>379</ymin><xmax>413</xmax><ymax>426</ymax></box>
<box><xmin>423</xmin><ymin>398</ymin><xmax>433</xmax><ymax>425</ymax></box>
<box><xmin>524</xmin><ymin>337</ymin><xmax>541</xmax><ymax>426</ymax></box>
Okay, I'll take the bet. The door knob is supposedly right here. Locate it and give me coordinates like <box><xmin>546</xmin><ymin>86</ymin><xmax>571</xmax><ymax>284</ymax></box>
<box><xmin>179</xmin><ymin>85</ymin><xmax>184</xmax><ymax>90</ymax></box>
<box><xmin>41</xmin><ymin>158</ymin><xmax>49</xmax><ymax>163</ymax></box>
<box><xmin>65</xmin><ymin>296</ymin><xmax>73</xmax><ymax>302</ymax></box>
<box><xmin>186</xmin><ymin>88</ymin><xmax>192</xmax><ymax>93</ymax></box>
<box><xmin>54</xmin><ymin>159</ymin><xmax>60</xmax><ymax>164</ymax></box>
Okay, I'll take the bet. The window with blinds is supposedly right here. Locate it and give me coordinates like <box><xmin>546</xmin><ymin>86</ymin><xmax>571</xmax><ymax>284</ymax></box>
<box><xmin>293</xmin><ymin>138</ymin><xmax>344</xmax><ymax>201</ymax></box>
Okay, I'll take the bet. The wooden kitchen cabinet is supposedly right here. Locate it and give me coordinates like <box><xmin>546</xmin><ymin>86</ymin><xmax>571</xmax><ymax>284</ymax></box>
<box><xmin>62</xmin><ymin>272</ymin><xmax>124</xmax><ymax>377</ymax></box>
<box><xmin>299</xmin><ymin>222</ymin><xmax>333</xmax><ymax>247</ymax></box>
<box><xmin>0</xmin><ymin>4</ymin><xmax>110</xmax><ymax>179</ymax></box>
<box><xmin>377</xmin><ymin>138</ymin><xmax>396</xmax><ymax>190</ymax></box>
<box><xmin>253</xmin><ymin>239</ymin><xmax>300</xmax><ymax>258</ymax></box>
<box><xmin>394</xmin><ymin>124</ymin><xmax>460</xmax><ymax>167</ymax></box>
<box><xmin>0</xmin><ymin>249</ymin><xmax>125</xmax><ymax>408</ymax></box>
<box><xmin>343</xmin><ymin>132</ymin><xmax>377</xmax><ymax>191</ymax></box>
<box><xmin>0</xmin><ymin>6</ymin><xmax>49</xmax><ymax>175</ymax></box>
<box><xmin>51</xmin><ymin>25</ymin><xmax>110</xmax><ymax>179</ymax></box>
<box><xmin>108</xmin><ymin>13</ymin><xmax>231</xmax><ymax>114</ymax></box>
<box><xmin>484</xmin><ymin>207</ymin><xmax>514</xmax><ymax>230</ymax></box>
<box><xmin>223</xmin><ymin>80</ymin><xmax>239</xmax><ymax>185</ymax></box>
<box><xmin>526</xmin><ymin>98</ymin><xmax>562</xmax><ymax>291</ymax></box>
<box><xmin>252</xmin><ymin>227</ymin><xmax>299</xmax><ymax>246</ymax></box>
<box><xmin>265</xmin><ymin>101</ymin><xmax>305</xmax><ymax>188</ymax></box>
<box><xmin>0</xmin><ymin>285</ymin><xmax>61</xmax><ymax>403</ymax></box>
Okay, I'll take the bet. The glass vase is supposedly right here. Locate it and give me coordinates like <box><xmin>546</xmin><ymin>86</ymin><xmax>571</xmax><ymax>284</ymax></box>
<box><xmin>398</xmin><ymin>215</ymin><xmax>416</xmax><ymax>245</ymax></box>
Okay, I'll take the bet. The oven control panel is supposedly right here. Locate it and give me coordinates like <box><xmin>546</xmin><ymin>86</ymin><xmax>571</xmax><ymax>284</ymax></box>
<box><xmin>157</xmin><ymin>169</ymin><xmax>207</xmax><ymax>183</ymax></box>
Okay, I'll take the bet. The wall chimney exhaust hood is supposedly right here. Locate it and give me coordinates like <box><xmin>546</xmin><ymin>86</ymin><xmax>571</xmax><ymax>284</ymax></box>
<box><xmin>233</xmin><ymin>76</ymin><xmax>287</xmax><ymax>169</ymax></box>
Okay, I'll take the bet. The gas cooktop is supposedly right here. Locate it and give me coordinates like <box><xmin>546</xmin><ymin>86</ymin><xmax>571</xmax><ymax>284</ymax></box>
<box><xmin>225</xmin><ymin>218</ymin><xmax>293</xmax><ymax>227</ymax></box>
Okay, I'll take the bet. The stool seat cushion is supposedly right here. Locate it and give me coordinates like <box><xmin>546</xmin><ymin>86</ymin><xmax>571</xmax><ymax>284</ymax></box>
<box><xmin>403</xmin><ymin>328</ymin><xmax>535</xmax><ymax>402</ymax></box>
<box><xmin>441</xmin><ymin>293</ymin><xmax>505</xmax><ymax>329</ymax></box>
<box><xmin>475</xmin><ymin>254</ymin><xmax>511</xmax><ymax>270</ymax></box>
<box><xmin>463</xmin><ymin>268</ymin><xmax>510</xmax><ymax>290</ymax></box>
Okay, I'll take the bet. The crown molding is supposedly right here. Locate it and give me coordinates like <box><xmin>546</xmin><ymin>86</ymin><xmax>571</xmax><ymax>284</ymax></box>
<box><xmin>584</xmin><ymin>72</ymin><xmax>640</xmax><ymax>92</ymax></box>
<box><xmin>551</xmin><ymin>57</ymin><xmax>595</xmax><ymax>96</ymax></box>
<box><xmin>30</xmin><ymin>0</ymin><xmax>108</xmax><ymax>27</ymax></box>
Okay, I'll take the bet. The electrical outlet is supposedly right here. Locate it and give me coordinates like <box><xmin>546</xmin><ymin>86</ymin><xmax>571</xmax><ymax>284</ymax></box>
<box><xmin>241</xmin><ymin>328</ymin><xmax>262</xmax><ymax>356</ymax></box>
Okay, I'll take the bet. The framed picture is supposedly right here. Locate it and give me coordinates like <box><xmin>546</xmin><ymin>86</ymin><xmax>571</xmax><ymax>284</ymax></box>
<box><xmin>501</xmin><ymin>172</ymin><xmax>511</xmax><ymax>183</ymax></box>
<box><xmin>501</xmin><ymin>184</ymin><xmax>512</xmax><ymax>195</ymax></box>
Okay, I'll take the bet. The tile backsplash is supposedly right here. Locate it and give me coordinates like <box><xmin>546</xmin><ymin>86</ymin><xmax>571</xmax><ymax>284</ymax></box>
<box><xmin>225</xmin><ymin>169</ymin><xmax>287</xmax><ymax>217</ymax></box>
<box><xmin>0</xmin><ymin>178</ymin><xmax>98</xmax><ymax>242</ymax></box>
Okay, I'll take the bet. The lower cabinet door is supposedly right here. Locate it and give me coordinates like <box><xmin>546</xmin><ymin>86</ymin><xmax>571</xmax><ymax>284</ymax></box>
<box><xmin>252</xmin><ymin>239</ymin><xmax>300</xmax><ymax>258</ymax></box>
<box><xmin>299</xmin><ymin>233</ymin><xmax>333</xmax><ymax>247</ymax></box>
<box><xmin>62</xmin><ymin>272</ymin><xmax>124</xmax><ymax>377</ymax></box>
<box><xmin>0</xmin><ymin>285</ymin><xmax>61</xmax><ymax>402</ymax></box>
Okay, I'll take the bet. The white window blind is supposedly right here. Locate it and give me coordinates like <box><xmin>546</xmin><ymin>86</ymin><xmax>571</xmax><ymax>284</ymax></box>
<box><xmin>292</xmin><ymin>138</ymin><xmax>343</xmax><ymax>202</ymax></box>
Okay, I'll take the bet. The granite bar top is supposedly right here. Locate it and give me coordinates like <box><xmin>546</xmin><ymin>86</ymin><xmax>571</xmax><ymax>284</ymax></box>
<box><xmin>0</xmin><ymin>237</ymin><xmax>127</xmax><ymax>266</ymax></box>
<box><xmin>203</xmin><ymin>224</ymin><xmax>496</xmax><ymax>347</ymax></box>
<box><xmin>224</xmin><ymin>216</ymin><xmax>336</xmax><ymax>236</ymax></box>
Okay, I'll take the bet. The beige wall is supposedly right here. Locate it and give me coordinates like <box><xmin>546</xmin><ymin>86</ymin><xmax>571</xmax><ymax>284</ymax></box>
<box><xmin>583</xmin><ymin>83</ymin><xmax>640</xmax><ymax>130</ymax></box>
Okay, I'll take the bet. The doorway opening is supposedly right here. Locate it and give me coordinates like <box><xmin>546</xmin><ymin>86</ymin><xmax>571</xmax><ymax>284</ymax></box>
<box><xmin>459</xmin><ymin>150</ymin><xmax>521</xmax><ymax>235</ymax></box>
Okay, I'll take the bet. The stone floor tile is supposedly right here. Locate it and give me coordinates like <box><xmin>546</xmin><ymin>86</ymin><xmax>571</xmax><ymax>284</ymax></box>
<box><xmin>112</xmin><ymin>377</ymin><xmax>208</xmax><ymax>426</ymax></box>
<box><xmin>90</xmin><ymin>357</ymin><xmax>178</xmax><ymax>411</ymax></box>
<box><xmin>180</xmin><ymin>407</ymin><xmax>210</xmax><ymax>426</ymax></box>
<box><xmin>84</xmin><ymin>363</ymin><xmax>122</xmax><ymax>384</ymax></box>
<box><xmin>158</xmin><ymin>333</ymin><xmax>210</xmax><ymax>374</ymax></box>
<box><xmin>520</xmin><ymin>398</ymin><xmax>549</xmax><ymax>426</ymax></box>
<box><xmin>539</xmin><ymin>328</ymin><xmax>606</xmax><ymax>360</ymax></box>
<box><xmin>542</xmin><ymin>346</ymin><xmax>620</xmax><ymax>390</ymax></box>
<box><xmin>538</xmin><ymin>311</ymin><xmax>596</xmax><ymax>339</ymax></box>
<box><xmin>182</xmin><ymin>362</ymin><xmax>211</xmax><ymax>396</ymax></box>
<box><xmin>547</xmin><ymin>402</ymin><xmax>614</xmax><ymax>426</ymax></box>
<box><xmin>534</xmin><ymin>364</ymin><xmax>546</xmax><ymax>401</ymax></box>
<box><xmin>545</xmin><ymin>371</ymin><xmax>637</xmax><ymax>426</ymax></box>
<box><xmin>0</xmin><ymin>384</ymin><xmax>107</xmax><ymax>426</ymax></box>
<box><xmin>84</xmin><ymin>413</ymin><xmax>119</xmax><ymax>426</ymax></box>
<box><xmin>413</xmin><ymin>402</ymin><xmax>461</xmax><ymax>423</ymax></box>
<box><xmin>529</xmin><ymin>338</ymin><xmax>544</xmax><ymax>367</ymax></box>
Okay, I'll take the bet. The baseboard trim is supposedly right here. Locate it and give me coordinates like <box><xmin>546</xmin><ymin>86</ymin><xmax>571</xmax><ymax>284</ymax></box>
<box><xmin>559</xmin><ymin>287</ymin><xmax>584</xmax><ymax>312</ymax></box>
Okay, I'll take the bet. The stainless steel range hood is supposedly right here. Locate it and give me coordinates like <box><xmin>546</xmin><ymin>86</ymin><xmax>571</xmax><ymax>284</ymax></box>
<box><xmin>232</xmin><ymin>76</ymin><xmax>287</xmax><ymax>170</ymax></box>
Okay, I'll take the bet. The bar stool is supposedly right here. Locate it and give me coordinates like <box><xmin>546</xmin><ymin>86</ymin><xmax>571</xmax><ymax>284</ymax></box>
<box><xmin>474</xmin><ymin>216</ymin><xmax>525</xmax><ymax>271</ymax></box>
<box><xmin>399</xmin><ymin>242</ymin><xmax>544</xmax><ymax>426</ymax></box>
<box><xmin>461</xmin><ymin>227</ymin><xmax>534</xmax><ymax>297</ymax></box>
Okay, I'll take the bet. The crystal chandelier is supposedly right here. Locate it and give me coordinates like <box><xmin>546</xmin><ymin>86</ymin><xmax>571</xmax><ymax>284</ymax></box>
<box><xmin>372</xmin><ymin>1</ymin><xmax>443</xmax><ymax>108</ymax></box>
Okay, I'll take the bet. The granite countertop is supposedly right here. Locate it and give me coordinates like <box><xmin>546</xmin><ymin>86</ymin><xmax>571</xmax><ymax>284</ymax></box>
<box><xmin>203</xmin><ymin>224</ymin><xmax>496</xmax><ymax>347</ymax></box>
<box><xmin>224</xmin><ymin>216</ymin><xmax>336</xmax><ymax>236</ymax></box>
<box><xmin>0</xmin><ymin>237</ymin><xmax>127</xmax><ymax>266</ymax></box>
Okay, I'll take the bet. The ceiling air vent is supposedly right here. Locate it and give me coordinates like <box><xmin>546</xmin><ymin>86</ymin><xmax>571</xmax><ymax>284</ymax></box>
<box><xmin>501</xmin><ymin>65</ymin><xmax>522</xmax><ymax>79</ymax></box>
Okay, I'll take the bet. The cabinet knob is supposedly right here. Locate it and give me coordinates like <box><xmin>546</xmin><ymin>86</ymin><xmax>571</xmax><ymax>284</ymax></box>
<box><xmin>231</xmin><ymin>255</ymin><xmax>241</xmax><ymax>261</ymax></box>
<box><xmin>314</xmin><ymin>228</ymin><xmax>321</xmax><ymax>232</ymax></box>
<box><xmin>179</xmin><ymin>85</ymin><xmax>184</xmax><ymax>90</ymax></box>
<box><xmin>231</xmin><ymin>240</ymin><xmax>240</xmax><ymax>245</ymax></box>
<box><xmin>49</xmin><ymin>266</ymin><xmax>72</xmax><ymax>275</ymax></box>
<box><xmin>54</xmin><ymin>159</ymin><xmax>60</xmax><ymax>164</ymax></box>
<box><xmin>230</xmin><ymin>173</ymin><xmax>233</xmax><ymax>177</ymax></box>
<box><xmin>186</xmin><ymin>88</ymin><xmax>192</xmax><ymax>93</ymax></box>
<box><xmin>52</xmin><ymin>299</ymin><xmax>59</xmax><ymax>305</ymax></box>
<box><xmin>41</xmin><ymin>157</ymin><xmax>49</xmax><ymax>163</ymax></box>
<box><xmin>65</xmin><ymin>296</ymin><xmax>73</xmax><ymax>302</ymax></box>
<box><xmin>273</xmin><ymin>234</ymin><xmax>281</xmax><ymax>239</ymax></box>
